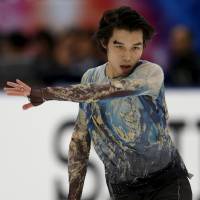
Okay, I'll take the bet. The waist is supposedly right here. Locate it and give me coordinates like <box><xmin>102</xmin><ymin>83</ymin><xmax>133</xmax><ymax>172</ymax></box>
<box><xmin>108</xmin><ymin>160</ymin><xmax>188</xmax><ymax>191</ymax></box>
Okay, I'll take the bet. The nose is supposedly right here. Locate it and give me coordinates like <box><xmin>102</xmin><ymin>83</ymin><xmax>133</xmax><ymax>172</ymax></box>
<box><xmin>123</xmin><ymin>50</ymin><xmax>131</xmax><ymax>62</ymax></box>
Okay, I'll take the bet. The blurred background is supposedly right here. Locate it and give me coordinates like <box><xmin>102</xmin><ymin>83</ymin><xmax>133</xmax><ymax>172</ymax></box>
<box><xmin>0</xmin><ymin>0</ymin><xmax>200</xmax><ymax>200</ymax></box>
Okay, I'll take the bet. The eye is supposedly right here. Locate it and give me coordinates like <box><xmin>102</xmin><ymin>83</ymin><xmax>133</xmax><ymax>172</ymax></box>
<box><xmin>115</xmin><ymin>45</ymin><xmax>123</xmax><ymax>49</ymax></box>
<box><xmin>132</xmin><ymin>46</ymin><xmax>141</xmax><ymax>50</ymax></box>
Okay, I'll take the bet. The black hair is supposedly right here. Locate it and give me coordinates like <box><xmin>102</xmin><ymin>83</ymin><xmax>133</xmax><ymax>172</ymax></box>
<box><xmin>94</xmin><ymin>6</ymin><xmax>155</xmax><ymax>53</ymax></box>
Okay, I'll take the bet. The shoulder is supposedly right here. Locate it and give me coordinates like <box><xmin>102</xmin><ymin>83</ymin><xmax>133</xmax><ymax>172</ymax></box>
<box><xmin>136</xmin><ymin>60</ymin><xmax>164</xmax><ymax>74</ymax></box>
<box><xmin>129</xmin><ymin>60</ymin><xmax>164</xmax><ymax>80</ymax></box>
<box><xmin>81</xmin><ymin>63</ymin><xmax>106</xmax><ymax>83</ymax></box>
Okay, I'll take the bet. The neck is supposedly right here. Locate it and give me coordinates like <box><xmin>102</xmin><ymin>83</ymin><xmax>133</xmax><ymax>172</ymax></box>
<box><xmin>106</xmin><ymin>63</ymin><xmax>118</xmax><ymax>79</ymax></box>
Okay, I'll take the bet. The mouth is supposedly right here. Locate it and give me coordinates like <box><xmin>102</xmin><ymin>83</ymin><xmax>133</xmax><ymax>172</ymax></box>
<box><xmin>120</xmin><ymin>65</ymin><xmax>132</xmax><ymax>70</ymax></box>
<box><xmin>120</xmin><ymin>65</ymin><xmax>131</xmax><ymax>69</ymax></box>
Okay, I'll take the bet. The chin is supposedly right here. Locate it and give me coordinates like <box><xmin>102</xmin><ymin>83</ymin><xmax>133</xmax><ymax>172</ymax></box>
<box><xmin>121</xmin><ymin>68</ymin><xmax>134</xmax><ymax>76</ymax></box>
<box><xmin>120</xmin><ymin>71</ymin><xmax>130</xmax><ymax>77</ymax></box>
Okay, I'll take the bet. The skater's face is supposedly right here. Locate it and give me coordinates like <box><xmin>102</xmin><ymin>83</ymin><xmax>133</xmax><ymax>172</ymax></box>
<box><xmin>105</xmin><ymin>28</ymin><xmax>144</xmax><ymax>78</ymax></box>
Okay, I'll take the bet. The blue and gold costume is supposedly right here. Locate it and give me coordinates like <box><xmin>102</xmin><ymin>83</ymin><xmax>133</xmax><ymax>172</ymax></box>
<box><xmin>29</xmin><ymin>60</ymin><xmax>190</xmax><ymax>199</ymax></box>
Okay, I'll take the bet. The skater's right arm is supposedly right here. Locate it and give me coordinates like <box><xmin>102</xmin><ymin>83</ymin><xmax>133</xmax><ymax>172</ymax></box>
<box><xmin>68</xmin><ymin>106</ymin><xmax>91</xmax><ymax>200</ymax></box>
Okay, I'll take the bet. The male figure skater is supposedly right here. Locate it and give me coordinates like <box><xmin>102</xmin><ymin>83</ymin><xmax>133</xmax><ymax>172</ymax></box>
<box><xmin>4</xmin><ymin>6</ymin><xmax>192</xmax><ymax>200</ymax></box>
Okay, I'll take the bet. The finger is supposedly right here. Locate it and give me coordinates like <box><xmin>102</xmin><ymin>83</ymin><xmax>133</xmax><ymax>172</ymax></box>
<box><xmin>4</xmin><ymin>86</ymin><xmax>28</xmax><ymax>92</ymax></box>
<box><xmin>23</xmin><ymin>103</ymin><xmax>33</xmax><ymax>110</ymax></box>
<box><xmin>6</xmin><ymin>86</ymin><xmax>30</xmax><ymax>95</ymax></box>
<box><xmin>5</xmin><ymin>91</ymin><xmax>26</xmax><ymax>96</ymax></box>
<box><xmin>6</xmin><ymin>81</ymin><xmax>20</xmax><ymax>88</ymax></box>
<box><xmin>16</xmin><ymin>79</ymin><xmax>30</xmax><ymax>90</ymax></box>
<box><xmin>16</xmin><ymin>79</ymin><xmax>31</xmax><ymax>90</ymax></box>
<box><xmin>4</xmin><ymin>88</ymin><xmax>27</xmax><ymax>95</ymax></box>
<box><xmin>4</xmin><ymin>87</ymin><xmax>20</xmax><ymax>92</ymax></box>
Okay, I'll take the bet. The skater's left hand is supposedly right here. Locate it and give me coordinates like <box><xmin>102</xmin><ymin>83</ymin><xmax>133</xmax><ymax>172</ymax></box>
<box><xmin>4</xmin><ymin>79</ymin><xmax>33</xmax><ymax>110</ymax></box>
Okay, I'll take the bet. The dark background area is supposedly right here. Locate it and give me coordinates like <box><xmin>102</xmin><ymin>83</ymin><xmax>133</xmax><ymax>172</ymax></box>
<box><xmin>0</xmin><ymin>0</ymin><xmax>199</xmax><ymax>88</ymax></box>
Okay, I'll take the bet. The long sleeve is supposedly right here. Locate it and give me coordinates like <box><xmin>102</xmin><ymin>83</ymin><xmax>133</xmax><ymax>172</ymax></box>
<box><xmin>28</xmin><ymin>63</ymin><xmax>164</xmax><ymax>106</ymax></box>
<box><xmin>68</xmin><ymin>106</ymin><xmax>91</xmax><ymax>200</ymax></box>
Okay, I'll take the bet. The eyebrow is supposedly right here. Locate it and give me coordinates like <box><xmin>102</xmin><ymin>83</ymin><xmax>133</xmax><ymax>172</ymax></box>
<box><xmin>113</xmin><ymin>40</ymin><xmax>143</xmax><ymax>46</ymax></box>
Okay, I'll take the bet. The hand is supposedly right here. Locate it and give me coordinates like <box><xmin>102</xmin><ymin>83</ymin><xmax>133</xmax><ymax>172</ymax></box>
<box><xmin>4</xmin><ymin>79</ymin><xmax>33</xmax><ymax>110</ymax></box>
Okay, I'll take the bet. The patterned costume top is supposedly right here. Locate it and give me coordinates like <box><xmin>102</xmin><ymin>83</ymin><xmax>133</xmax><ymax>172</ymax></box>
<box><xmin>29</xmin><ymin>60</ymin><xmax>190</xmax><ymax>200</ymax></box>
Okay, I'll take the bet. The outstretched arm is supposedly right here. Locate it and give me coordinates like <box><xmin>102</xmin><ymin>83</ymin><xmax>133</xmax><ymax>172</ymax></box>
<box><xmin>27</xmin><ymin>64</ymin><xmax>163</xmax><ymax>105</ymax></box>
<box><xmin>4</xmin><ymin>64</ymin><xmax>164</xmax><ymax>108</ymax></box>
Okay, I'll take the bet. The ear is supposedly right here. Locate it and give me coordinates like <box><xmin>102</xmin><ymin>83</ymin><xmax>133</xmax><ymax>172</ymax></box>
<box><xmin>100</xmin><ymin>40</ymin><xmax>107</xmax><ymax>49</ymax></box>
